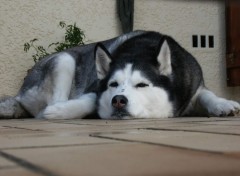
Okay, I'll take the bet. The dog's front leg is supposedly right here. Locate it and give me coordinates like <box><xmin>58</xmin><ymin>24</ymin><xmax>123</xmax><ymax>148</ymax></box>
<box><xmin>50</xmin><ymin>53</ymin><xmax>76</xmax><ymax>105</ymax></box>
<box><xmin>38</xmin><ymin>93</ymin><xmax>97</xmax><ymax>119</ymax></box>
<box><xmin>196</xmin><ymin>88</ymin><xmax>240</xmax><ymax>117</ymax></box>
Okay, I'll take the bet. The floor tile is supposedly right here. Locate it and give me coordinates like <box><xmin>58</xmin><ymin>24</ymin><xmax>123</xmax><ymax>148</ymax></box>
<box><xmin>0</xmin><ymin>155</ymin><xmax>16</xmax><ymax>168</ymax></box>
<box><xmin>0</xmin><ymin>153</ymin><xmax>41</xmax><ymax>176</ymax></box>
<box><xmin>149</xmin><ymin>125</ymin><xmax>240</xmax><ymax>135</ymax></box>
<box><xmin>0</xmin><ymin>133</ymin><xmax>117</xmax><ymax>150</ymax></box>
<box><xmin>0</xmin><ymin>167</ymin><xmax>42</xmax><ymax>176</ymax></box>
<box><xmin>3</xmin><ymin>143</ymin><xmax>240</xmax><ymax>176</ymax></box>
<box><xmin>1</xmin><ymin>117</ymin><xmax>240</xmax><ymax>176</ymax></box>
<box><xmin>93</xmin><ymin>129</ymin><xmax>240</xmax><ymax>152</ymax></box>
<box><xmin>191</xmin><ymin>119</ymin><xmax>240</xmax><ymax>126</ymax></box>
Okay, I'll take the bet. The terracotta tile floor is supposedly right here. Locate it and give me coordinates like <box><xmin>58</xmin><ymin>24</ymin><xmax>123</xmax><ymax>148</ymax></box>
<box><xmin>0</xmin><ymin>117</ymin><xmax>240</xmax><ymax>176</ymax></box>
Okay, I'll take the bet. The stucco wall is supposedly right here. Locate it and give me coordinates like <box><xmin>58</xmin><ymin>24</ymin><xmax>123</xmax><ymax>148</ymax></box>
<box><xmin>0</xmin><ymin>0</ymin><xmax>239</xmax><ymax>100</ymax></box>
<box><xmin>135</xmin><ymin>0</ymin><xmax>240</xmax><ymax>100</ymax></box>
<box><xmin>0</xmin><ymin>0</ymin><xmax>121</xmax><ymax>96</ymax></box>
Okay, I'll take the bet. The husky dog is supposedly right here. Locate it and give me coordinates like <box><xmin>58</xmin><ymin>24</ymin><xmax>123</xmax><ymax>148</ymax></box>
<box><xmin>0</xmin><ymin>31</ymin><xmax>239</xmax><ymax>119</ymax></box>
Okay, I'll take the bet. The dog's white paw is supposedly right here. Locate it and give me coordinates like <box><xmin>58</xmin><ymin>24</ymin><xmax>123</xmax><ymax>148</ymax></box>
<box><xmin>207</xmin><ymin>98</ymin><xmax>240</xmax><ymax>117</ymax></box>
<box><xmin>42</xmin><ymin>103</ymin><xmax>67</xmax><ymax>119</ymax></box>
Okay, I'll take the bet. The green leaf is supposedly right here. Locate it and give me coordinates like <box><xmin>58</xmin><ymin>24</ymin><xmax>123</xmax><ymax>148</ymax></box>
<box><xmin>48</xmin><ymin>42</ymin><xmax>59</xmax><ymax>48</ymax></box>
<box><xmin>24</xmin><ymin>43</ymin><xmax>30</xmax><ymax>52</ymax></box>
<box><xmin>30</xmin><ymin>38</ymin><xmax>38</xmax><ymax>43</ymax></box>
<box><xmin>24</xmin><ymin>21</ymin><xmax>85</xmax><ymax>62</ymax></box>
<box><xmin>59</xmin><ymin>21</ymin><xmax>66</xmax><ymax>28</ymax></box>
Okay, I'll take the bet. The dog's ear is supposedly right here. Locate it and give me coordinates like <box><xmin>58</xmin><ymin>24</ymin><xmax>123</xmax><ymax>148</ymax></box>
<box><xmin>95</xmin><ymin>43</ymin><xmax>112</xmax><ymax>79</ymax></box>
<box><xmin>157</xmin><ymin>40</ymin><xmax>172</xmax><ymax>76</ymax></box>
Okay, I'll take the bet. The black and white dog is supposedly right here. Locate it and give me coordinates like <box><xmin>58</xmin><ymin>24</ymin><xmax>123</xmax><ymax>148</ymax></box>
<box><xmin>0</xmin><ymin>31</ymin><xmax>239</xmax><ymax>119</ymax></box>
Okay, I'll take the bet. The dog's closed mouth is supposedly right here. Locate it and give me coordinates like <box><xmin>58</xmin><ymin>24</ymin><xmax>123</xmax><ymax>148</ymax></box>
<box><xmin>111</xmin><ymin>109</ymin><xmax>130</xmax><ymax>119</ymax></box>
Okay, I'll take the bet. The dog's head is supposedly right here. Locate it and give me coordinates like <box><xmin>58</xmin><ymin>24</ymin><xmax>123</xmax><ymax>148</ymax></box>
<box><xmin>95</xmin><ymin>34</ymin><xmax>174</xmax><ymax>119</ymax></box>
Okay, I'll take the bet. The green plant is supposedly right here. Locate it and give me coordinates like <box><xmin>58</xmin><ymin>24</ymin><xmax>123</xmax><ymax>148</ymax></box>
<box><xmin>24</xmin><ymin>21</ymin><xmax>85</xmax><ymax>62</ymax></box>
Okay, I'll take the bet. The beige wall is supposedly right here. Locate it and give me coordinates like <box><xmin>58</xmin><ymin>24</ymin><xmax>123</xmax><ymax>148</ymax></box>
<box><xmin>134</xmin><ymin>0</ymin><xmax>240</xmax><ymax>100</ymax></box>
<box><xmin>0</xmin><ymin>0</ymin><xmax>239</xmax><ymax>100</ymax></box>
<box><xmin>0</xmin><ymin>0</ymin><xmax>121</xmax><ymax>96</ymax></box>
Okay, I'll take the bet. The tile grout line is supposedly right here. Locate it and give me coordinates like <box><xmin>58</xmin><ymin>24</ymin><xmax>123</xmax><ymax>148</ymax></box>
<box><xmin>0</xmin><ymin>142</ymin><xmax>116</xmax><ymax>151</ymax></box>
<box><xmin>0</xmin><ymin>165</ymin><xmax>18</xmax><ymax>170</ymax></box>
<box><xmin>2</xmin><ymin>125</ymin><xmax>45</xmax><ymax>132</ymax></box>
<box><xmin>141</xmin><ymin>128</ymin><xmax>240</xmax><ymax>136</ymax></box>
<box><xmin>179</xmin><ymin>122</ymin><xmax>240</xmax><ymax>127</ymax></box>
<box><xmin>0</xmin><ymin>150</ymin><xmax>60</xmax><ymax>176</ymax></box>
<box><xmin>90</xmin><ymin>133</ymin><xmax>240</xmax><ymax>158</ymax></box>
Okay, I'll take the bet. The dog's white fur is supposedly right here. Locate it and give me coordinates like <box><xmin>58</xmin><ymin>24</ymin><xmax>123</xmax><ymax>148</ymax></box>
<box><xmin>34</xmin><ymin>41</ymin><xmax>239</xmax><ymax>119</ymax></box>
<box><xmin>196</xmin><ymin>88</ymin><xmax>240</xmax><ymax>116</ymax></box>
<box><xmin>41</xmin><ymin>93</ymin><xmax>96</xmax><ymax>119</ymax></box>
<box><xmin>2</xmin><ymin>31</ymin><xmax>239</xmax><ymax>120</ymax></box>
<box><xmin>98</xmin><ymin>64</ymin><xmax>174</xmax><ymax>119</ymax></box>
<box><xmin>96</xmin><ymin>40</ymin><xmax>240</xmax><ymax>119</ymax></box>
<box><xmin>50</xmin><ymin>53</ymin><xmax>76</xmax><ymax>105</ymax></box>
<box><xmin>38</xmin><ymin>53</ymin><xmax>97</xmax><ymax>119</ymax></box>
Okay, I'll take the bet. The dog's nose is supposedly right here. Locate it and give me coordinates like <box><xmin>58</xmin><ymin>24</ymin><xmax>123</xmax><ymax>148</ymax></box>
<box><xmin>112</xmin><ymin>95</ymin><xmax>128</xmax><ymax>109</ymax></box>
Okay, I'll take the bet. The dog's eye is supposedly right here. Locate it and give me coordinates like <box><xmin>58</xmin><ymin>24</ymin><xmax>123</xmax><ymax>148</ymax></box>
<box><xmin>136</xmin><ymin>83</ymin><xmax>149</xmax><ymax>88</ymax></box>
<box><xmin>109</xmin><ymin>82</ymin><xmax>118</xmax><ymax>87</ymax></box>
